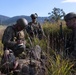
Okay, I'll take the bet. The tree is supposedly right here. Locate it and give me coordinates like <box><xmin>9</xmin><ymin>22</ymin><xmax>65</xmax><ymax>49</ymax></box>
<box><xmin>48</xmin><ymin>7</ymin><xmax>65</xmax><ymax>22</ymax></box>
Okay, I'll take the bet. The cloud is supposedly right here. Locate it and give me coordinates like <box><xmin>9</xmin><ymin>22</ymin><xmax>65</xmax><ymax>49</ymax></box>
<box><xmin>62</xmin><ymin>0</ymin><xmax>76</xmax><ymax>3</ymax></box>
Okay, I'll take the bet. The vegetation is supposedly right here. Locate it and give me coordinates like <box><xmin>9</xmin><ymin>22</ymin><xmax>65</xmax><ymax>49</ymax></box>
<box><xmin>46</xmin><ymin>52</ymin><xmax>74</xmax><ymax>75</ymax></box>
<box><xmin>48</xmin><ymin>7</ymin><xmax>65</xmax><ymax>22</ymax></box>
<box><xmin>25</xmin><ymin>21</ymin><xmax>75</xmax><ymax>75</ymax></box>
<box><xmin>42</xmin><ymin>22</ymin><xmax>76</xmax><ymax>75</ymax></box>
<box><xmin>0</xmin><ymin>23</ymin><xmax>76</xmax><ymax>75</ymax></box>
<box><xmin>42</xmin><ymin>21</ymin><xmax>76</xmax><ymax>75</ymax></box>
<box><xmin>0</xmin><ymin>6</ymin><xmax>75</xmax><ymax>75</ymax></box>
<box><xmin>0</xmin><ymin>26</ymin><xmax>6</xmax><ymax>61</ymax></box>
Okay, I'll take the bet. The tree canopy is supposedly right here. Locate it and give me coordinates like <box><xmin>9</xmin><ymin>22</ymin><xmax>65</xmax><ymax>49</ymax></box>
<box><xmin>48</xmin><ymin>7</ymin><xmax>65</xmax><ymax>22</ymax></box>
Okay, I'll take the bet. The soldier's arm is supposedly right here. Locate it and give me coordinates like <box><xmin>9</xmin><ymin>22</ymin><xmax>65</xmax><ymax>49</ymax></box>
<box><xmin>27</xmin><ymin>22</ymin><xmax>35</xmax><ymax>37</ymax></box>
<box><xmin>2</xmin><ymin>26</ymin><xmax>16</xmax><ymax>48</ymax></box>
<box><xmin>39</xmin><ymin>23</ymin><xmax>45</xmax><ymax>36</ymax></box>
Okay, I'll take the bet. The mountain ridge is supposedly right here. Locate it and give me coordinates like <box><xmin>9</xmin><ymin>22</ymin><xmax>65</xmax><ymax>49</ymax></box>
<box><xmin>0</xmin><ymin>15</ymin><xmax>47</xmax><ymax>25</ymax></box>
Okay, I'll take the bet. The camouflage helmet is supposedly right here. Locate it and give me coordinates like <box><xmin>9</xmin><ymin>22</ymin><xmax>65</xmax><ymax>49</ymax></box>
<box><xmin>30</xmin><ymin>13</ymin><xmax>38</xmax><ymax>19</ymax></box>
<box><xmin>64</xmin><ymin>12</ymin><xmax>76</xmax><ymax>21</ymax></box>
<box><xmin>17</xmin><ymin>18</ymin><xmax>28</xmax><ymax>28</ymax></box>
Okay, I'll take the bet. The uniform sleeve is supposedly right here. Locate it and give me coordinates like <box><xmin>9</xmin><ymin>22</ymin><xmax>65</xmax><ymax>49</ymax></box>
<box><xmin>38</xmin><ymin>23</ymin><xmax>44</xmax><ymax>35</ymax></box>
<box><xmin>2</xmin><ymin>26</ymin><xmax>16</xmax><ymax>48</ymax></box>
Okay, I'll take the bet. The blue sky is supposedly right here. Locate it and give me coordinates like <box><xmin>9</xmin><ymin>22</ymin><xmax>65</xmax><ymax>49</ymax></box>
<box><xmin>0</xmin><ymin>0</ymin><xmax>76</xmax><ymax>17</ymax></box>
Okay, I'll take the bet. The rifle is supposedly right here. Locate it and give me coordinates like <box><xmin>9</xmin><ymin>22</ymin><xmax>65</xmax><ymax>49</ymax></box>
<box><xmin>59</xmin><ymin>22</ymin><xmax>67</xmax><ymax>58</ymax></box>
<box><xmin>59</xmin><ymin>22</ymin><xmax>64</xmax><ymax>51</ymax></box>
<box><xmin>60</xmin><ymin>22</ymin><xmax>63</xmax><ymax>39</ymax></box>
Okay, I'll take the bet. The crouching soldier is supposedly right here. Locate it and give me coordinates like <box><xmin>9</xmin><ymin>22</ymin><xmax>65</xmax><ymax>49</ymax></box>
<box><xmin>2</xmin><ymin>18</ymin><xmax>28</xmax><ymax>57</ymax></box>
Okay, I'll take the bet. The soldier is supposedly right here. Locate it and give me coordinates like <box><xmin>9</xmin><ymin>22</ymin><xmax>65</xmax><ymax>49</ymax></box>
<box><xmin>2</xmin><ymin>18</ymin><xmax>28</xmax><ymax>57</ymax></box>
<box><xmin>64</xmin><ymin>12</ymin><xmax>76</xmax><ymax>59</ymax></box>
<box><xmin>26</xmin><ymin>13</ymin><xmax>45</xmax><ymax>40</ymax></box>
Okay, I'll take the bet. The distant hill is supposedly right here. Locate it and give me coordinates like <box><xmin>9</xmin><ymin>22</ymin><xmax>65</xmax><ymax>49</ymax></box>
<box><xmin>0</xmin><ymin>15</ymin><xmax>47</xmax><ymax>25</ymax></box>
<box><xmin>2</xmin><ymin>15</ymin><xmax>31</xmax><ymax>25</ymax></box>
<box><xmin>0</xmin><ymin>15</ymin><xmax>10</xmax><ymax>24</ymax></box>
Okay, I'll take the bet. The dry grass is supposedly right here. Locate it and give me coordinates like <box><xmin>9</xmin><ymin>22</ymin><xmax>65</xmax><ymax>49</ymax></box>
<box><xmin>0</xmin><ymin>26</ymin><xmax>6</xmax><ymax>56</ymax></box>
<box><xmin>0</xmin><ymin>25</ymin><xmax>6</xmax><ymax>40</ymax></box>
<box><xmin>0</xmin><ymin>24</ymin><xmax>75</xmax><ymax>75</ymax></box>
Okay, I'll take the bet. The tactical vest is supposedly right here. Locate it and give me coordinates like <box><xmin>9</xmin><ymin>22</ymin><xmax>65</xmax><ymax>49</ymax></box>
<box><xmin>2</xmin><ymin>26</ymin><xmax>25</xmax><ymax>50</ymax></box>
<box><xmin>27</xmin><ymin>22</ymin><xmax>43</xmax><ymax>39</ymax></box>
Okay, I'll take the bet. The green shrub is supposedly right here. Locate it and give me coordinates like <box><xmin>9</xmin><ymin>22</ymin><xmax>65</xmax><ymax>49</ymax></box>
<box><xmin>46</xmin><ymin>52</ymin><xmax>74</xmax><ymax>75</ymax></box>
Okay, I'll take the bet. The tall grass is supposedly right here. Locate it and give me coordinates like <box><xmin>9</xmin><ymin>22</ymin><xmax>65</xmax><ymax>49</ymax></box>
<box><xmin>30</xmin><ymin>37</ymin><xmax>75</xmax><ymax>75</ymax></box>
<box><xmin>42</xmin><ymin>21</ymin><xmax>72</xmax><ymax>35</ymax></box>
<box><xmin>0</xmin><ymin>26</ymin><xmax>5</xmax><ymax>57</ymax></box>
<box><xmin>0</xmin><ymin>24</ymin><xmax>75</xmax><ymax>75</ymax></box>
<box><xmin>46</xmin><ymin>51</ymin><xmax>74</xmax><ymax>75</ymax></box>
<box><xmin>0</xmin><ymin>40</ymin><xmax>3</xmax><ymax>56</ymax></box>
<box><xmin>29</xmin><ymin>40</ymin><xmax>75</xmax><ymax>75</ymax></box>
<box><xmin>25</xmin><ymin>22</ymin><xmax>75</xmax><ymax>75</ymax></box>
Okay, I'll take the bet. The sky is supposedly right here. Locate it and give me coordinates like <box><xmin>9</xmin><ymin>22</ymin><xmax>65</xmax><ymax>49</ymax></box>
<box><xmin>0</xmin><ymin>0</ymin><xmax>76</xmax><ymax>17</ymax></box>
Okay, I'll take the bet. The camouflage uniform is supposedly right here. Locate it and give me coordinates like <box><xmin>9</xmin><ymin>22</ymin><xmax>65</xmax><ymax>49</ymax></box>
<box><xmin>2</xmin><ymin>18</ymin><xmax>28</xmax><ymax>56</ymax></box>
<box><xmin>70</xmin><ymin>30</ymin><xmax>76</xmax><ymax>59</ymax></box>
<box><xmin>2</xmin><ymin>26</ymin><xmax>26</xmax><ymax>56</ymax></box>
<box><xmin>65</xmin><ymin>31</ymin><xmax>74</xmax><ymax>57</ymax></box>
<box><xmin>27</xmin><ymin>22</ymin><xmax>43</xmax><ymax>40</ymax></box>
<box><xmin>64</xmin><ymin>12</ymin><xmax>76</xmax><ymax>59</ymax></box>
<box><xmin>26</xmin><ymin>13</ymin><xmax>44</xmax><ymax>40</ymax></box>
